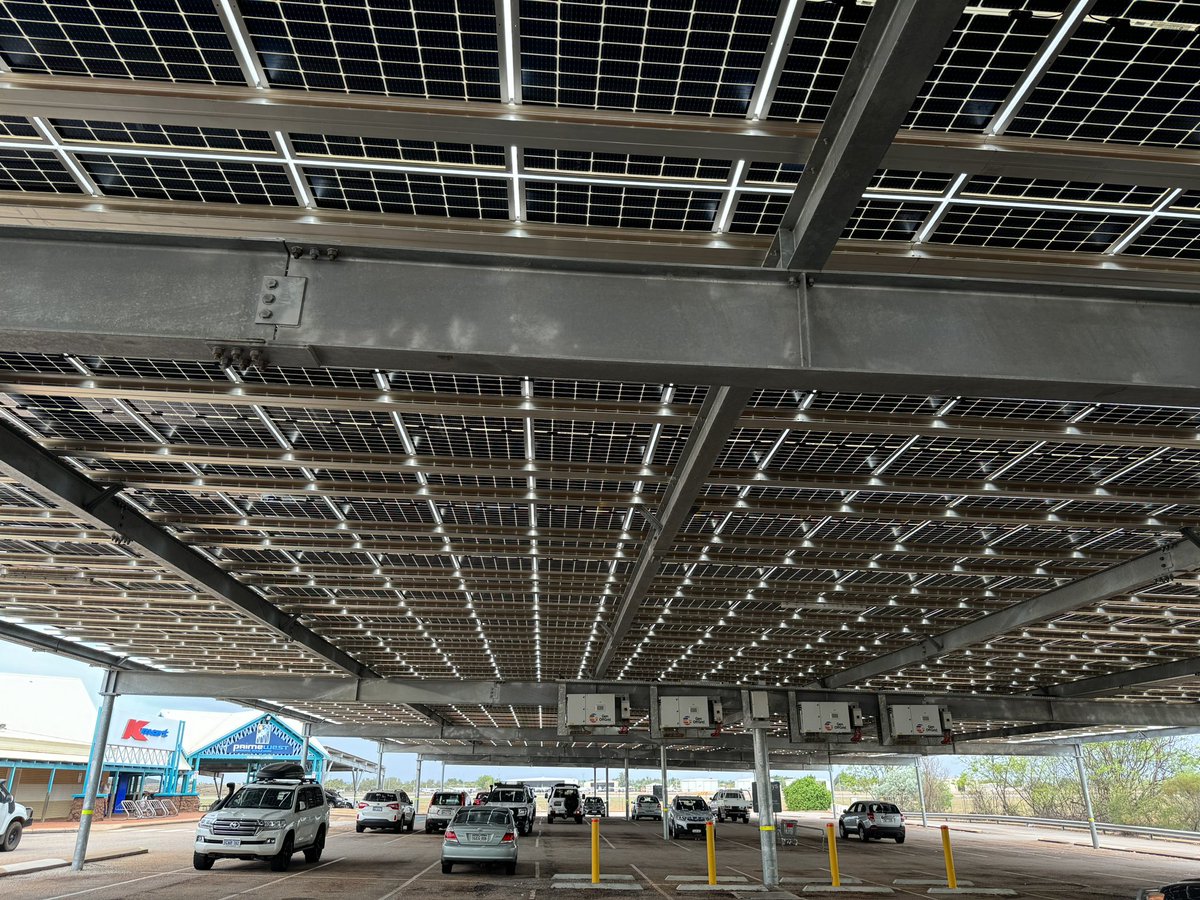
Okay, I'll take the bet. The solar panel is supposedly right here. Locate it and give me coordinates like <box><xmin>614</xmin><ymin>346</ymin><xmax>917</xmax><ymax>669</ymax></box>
<box><xmin>524</xmin><ymin>149</ymin><xmax>731</xmax><ymax>182</ymax></box>
<box><xmin>870</xmin><ymin>170</ymin><xmax>955</xmax><ymax>194</ymax></box>
<box><xmin>1006</xmin><ymin>5</ymin><xmax>1200</xmax><ymax>148</ymax></box>
<box><xmin>904</xmin><ymin>3</ymin><xmax>1058</xmax><ymax>132</ymax></box>
<box><xmin>78</xmin><ymin>154</ymin><xmax>296</xmax><ymax>205</ymax></box>
<box><xmin>239</xmin><ymin>0</ymin><xmax>501</xmax><ymax>100</ymax></box>
<box><xmin>744</xmin><ymin>161</ymin><xmax>804</xmax><ymax>186</ymax></box>
<box><xmin>0</xmin><ymin>0</ymin><xmax>245</xmax><ymax>84</ymax></box>
<box><xmin>0</xmin><ymin>115</ymin><xmax>37</xmax><ymax>138</ymax></box>
<box><xmin>961</xmin><ymin>175</ymin><xmax>1169</xmax><ymax>207</ymax></box>
<box><xmin>1125</xmin><ymin>217</ymin><xmax>1200</xmax><ymax>260</ymax></box>
<box><xmin>52</xmin><ymin>119</ymin><xmax>275</xmax><ymax>153</ymax></box>
<box><xmin>303</xmin><ymin>166</ymin><xmax>510</xmax><ymax>218</ymax></box>
<box><xmin>767</xmin><ymin>0</ymin><xmax>868</xmax><ymax>122</ymax></box>
<box><xmin>520</xmin><ymin>0</ymin><xmax>778</xmax><ymax>116</ymax></box>
<box><xmin>290</xmin><ymin>133</ymin><xmax>506</xmax><ymax>168</ymax></box>
<box><xmin>930</xmin><ymin>204</ymin><xmax>1138</xmax><ymax>252</ymax></box>
<box><xmin>0</xmin><ymin>148</ymin><xmax>81</xmax><ymax>193</ymax></box>
<box><xmin>728</xmin><ymin>192</ymin><xmax>788</xmax><ymax>234</ymax></box>
<box><xmin>524</xmin><ymin>182</ymin><xmax>721</xmax><ymax>230</ymax></box>
<box><xmin>843</xmin><ymin>199</ymin><xmax>934</xmax><ymax>241</ymax></box>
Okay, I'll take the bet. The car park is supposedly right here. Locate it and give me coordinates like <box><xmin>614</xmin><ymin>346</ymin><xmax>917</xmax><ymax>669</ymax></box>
<box><xmin>441</xmin><ymin>806</ymin><xmax>518</xmax><ymax>875</ymax></box>
<box><xmin>632</xmin><ymin>794</ymin><xmax>662</xmax><ymax>821</ymax></box>
<box><xmin>582</xmin><ymin>796</ymin><xmax>606</xmax><ymax>817</ymax></box>
<box><xmin>193</xmin><ymin>762</ymin><xmax>328</xmax><ymax>871</ymax></box>
<box><xmin>485</xmin><ymin>782</ymin><xmax>538</xmax><ymax>835</ymax></box>
<box><xmin>667</xmin><ymin>795</ymin><xmax>714</xmax><ymax>839</ymax></box>
<box><xmin>0</xmin><ymin>783</ymin><xmax>32</xmax><ymax>852</ymax></box>
<box><xmin>356</xmin><ymin>789</ymin><xmax>415</xmax><ymax>833</ymax></box>
<box><xmin>710</xmin><ymin>789</ymin><xmax>750</xmax><ymax>823</ymax></box>
<box><xmin>546</xmin><ymin>783</ymin><xmax>584</xmax><ymax>824</ymax></box>
<box><xmin>839</xmin><ymin>801</ymin><xmax>905</xmax><ymax>843</ymax></box>
<box><xmin>425</xmin><ymin>790</ymin><xmax>469</xmax><ymax>833</ymax></box>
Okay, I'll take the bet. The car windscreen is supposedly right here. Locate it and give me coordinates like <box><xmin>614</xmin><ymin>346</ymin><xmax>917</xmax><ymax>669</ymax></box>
<box><xmin>675</xmin><ymin>798</ymin><xmax>707</xmax><ymax>811</ymax></box>
<box><xmin>870</xmin><ymin>803</ymin><xmax>900</xmax><ymax>814</ymax></box>
<box><xmin>226</xmin><ymin>787</ymin><xmax>294</xmax><ymax>810</ymax></box>
<box><xmin>363</xmin><ymin>792</ymin><xmax>396</xmax><ymax>802</ymax></box>
<box><xmin>553</xmin><ymin>788</ymin><xmax>578</xmax><ymax>798</ymax></box>
<box><xmin>432</xmin><ymin>792</ymin><xmax>463</xmax><ymax>806</ymax></box>
<box><xmin>637</xmin><ymin>795</ymin><xmax>658</xmax><ymax>803</ymax></box>
<box><xmin>488</xmin><ymin>789</ymin><xmax>526</xmax><ymax>803</ymax></box>
<box><xmin>453</xmin><ymin>808</ymin><xmax>514</xmax><ymax>827</ymax></box>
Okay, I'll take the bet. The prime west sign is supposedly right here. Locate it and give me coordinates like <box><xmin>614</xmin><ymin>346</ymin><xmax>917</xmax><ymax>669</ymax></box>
<box><xmin>206</xmin><ymin>718</ymin><xmax>300</xmax><ymax>758</ymax></box>
<box><xmin>108</xmin><ymin>715</ymin><xmax>180</xmax><ymax>751</ymax></box>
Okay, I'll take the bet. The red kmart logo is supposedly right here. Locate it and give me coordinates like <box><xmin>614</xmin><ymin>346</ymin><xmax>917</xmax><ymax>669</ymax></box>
<box><xmin>121</xmin><ymin>719</ymin><xmax>169</xmax><ymax>741</ymax></box>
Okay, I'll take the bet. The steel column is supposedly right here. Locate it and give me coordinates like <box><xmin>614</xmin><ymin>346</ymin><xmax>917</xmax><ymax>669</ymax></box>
<box><xmin>300</xmin><ymin>723</ymin><xmax>311</xmax><ymax>776</ymax></box>
<box><xmin>914</xmin><ymin>762</ymin><xmax>928</xmax><ymax>828</ymax></box>
<box><xmin>377</xmin><ymin>742</ymin><xmax>385</xmax><ymax>790</ymax></box>
<box><xmin>71</xmin><ymin>671</ymin><xmax>117</xmax><ymax>871</ymax></box>
<box><xmin>624</xmin><ymin>756</ymin><xmax>630</xmax><ymax>820</ymax></box>
<box><xmin>661</xmin><ymin>744</ymin><xmax>669</xmax><ymax>842</ymax></box>
<box><xmin>1074</xmin><ymin>744</ymin><xmax>1100</xmax><ymax>850</ymax></box>
<box><xmin>752</xmin><ymin>728</ymin><xmax>779</xmax><ymax>889</ymax></box>
<box><xmin>414</xmin><ymin>756</ymin><xmax>422</xmax><ymax>817</ymax></box>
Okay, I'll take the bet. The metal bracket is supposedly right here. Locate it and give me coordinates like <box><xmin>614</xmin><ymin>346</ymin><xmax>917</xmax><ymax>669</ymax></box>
<box><xmin>256</xmin><ymin>275</ymin><xmax>306</xmax><ymax>327</ymax></box>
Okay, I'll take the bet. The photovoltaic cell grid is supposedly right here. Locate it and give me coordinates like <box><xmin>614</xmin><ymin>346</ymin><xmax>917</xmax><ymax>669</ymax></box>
<box><xmin>525</xmin><ymin>182</ymin><xmax>721</xmax><ymax>230</ymax></box>
<box><xmin>78</xmin><ymin>154</ymin><xmax>297</xmax><ymax>205</ymax></box>
<box><xmin>767</xmin><ymin>0</ymin><xmax>868</xmax><ymax>122</ymax></box>
<box><xmin>51</xmin><ymin>119</ymin><xmax>276</xmax><ymax>153</ymax></box>
<box><xmin>0</xmin><ymin>115</ymin><xmax>36</xmax><ymax>138</ymax></box>
<box><xmin>843</xmin><ymin>199</ymin><xmax>934</xmax><ymax>241</ymax></box>
<box><xmin>728</xmin><ymin>192</ymin><xmax>786</xmax><ymax>234</ymax></box>
<box><xmin>524</xmin><ymin>149</ymin><xmax>731</xmax><ymax>182</ymax></box>
<box><xmin>304</xmin><ymin>166</ymin><xmax>509</xmax><ymax>218</ymax></box>
<box><xmin>520</xmin><ymin>0</ymin><xmax>779</xmax><ymax>116</ymax></box>
<box><xmin>1126</xmin><ymin>218</ymin><xmax>1200</xmax><ymax>260</ymax></box>
<box><xmin>1006</xmin><ymin>5</ymin><xmax>1200</xmax><ymax>148</ymax></box>
<box><xmin>239</xmin><ymin>0</ymin><xmax>501</xmax><ymax>100</ymax></box>
<box><xmin>290</xmin><ymin>133</ymin><xmax>506</xmax><ymax>168</ymax></box>
<box><xmin>930</xmin><ymin>205</ymin><xmax>1138</xmax><ymax>252</ymax></box>
<box><xmin>0</xmin><ymin>148</ymin><xmax>80</xmax><ymax>193</ymax></box>
<box><xmin>0</xmin><ymin>0</ymin><xmax>245</xmax><ymax>84</ymax></box>
<box><xmin>962</xmin><ymin>175</ymin><xmax>1170</xmax><ymax>207</ymax></box>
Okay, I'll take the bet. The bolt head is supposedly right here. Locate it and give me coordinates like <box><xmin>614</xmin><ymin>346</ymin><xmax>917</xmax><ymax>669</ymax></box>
<box><xmin>262</xmin><ymin>293</ymin><xmax>276</xmax><ymax>303</ymax></box>
<box><xmin>260</xmin><ymin>309</ymin><xmax>274</xmax><ymax>319</ymax></box>
<box><xmin>265</xmin><ymin>278</ymin><xmax>278</xmax><ymax>289</ymax></box>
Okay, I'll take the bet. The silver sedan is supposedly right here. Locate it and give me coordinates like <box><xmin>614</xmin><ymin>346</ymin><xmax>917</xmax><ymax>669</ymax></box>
<box><xmin>441</xmin><ymin>806</ymin><xmax>518</xmax><ymax>875</ymax></box>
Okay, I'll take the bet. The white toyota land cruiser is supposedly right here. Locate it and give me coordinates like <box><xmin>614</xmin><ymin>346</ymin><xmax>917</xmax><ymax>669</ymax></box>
<box><xmin>0</xmin><ymin>783</ymin><xmax>33</xmax><ymax>852</ymax></box>
<box><xmin>193</xmin><ymin>763</ymin><xmax>329</xmax><ymax>872</ymax></box>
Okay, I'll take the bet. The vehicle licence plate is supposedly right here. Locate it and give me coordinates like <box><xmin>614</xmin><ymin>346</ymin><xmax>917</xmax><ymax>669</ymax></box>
<box><xmin>372</xmin><ymin>806</ymin><xmax>382</xmax><ymax>812</ymax></box>
<box><xmin>222</xmin><ymin>839</ymin><xmax>241</xmax><ymax>847</ymax></box>
<box><xmin>469</xmin><ymin>834</ymin><xmax>490</xmax><ymax>842</ymax></box>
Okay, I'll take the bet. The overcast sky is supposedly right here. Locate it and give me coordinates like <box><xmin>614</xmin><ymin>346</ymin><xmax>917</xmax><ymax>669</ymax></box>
<box><xmin>0</xmin><ymin>638</ymin><xmax>842</xmax><ymax>784</ymax></box>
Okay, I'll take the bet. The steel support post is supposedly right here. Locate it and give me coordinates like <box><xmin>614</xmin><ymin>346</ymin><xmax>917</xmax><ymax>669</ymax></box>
<box><xmin>661</xmin><ymin>744</ymin><xmax>670</xmax><ymax>841</ymax></box>
<box><xmin>377</xmin><ymin>742</ymin><xmax>385</xmax><ymax>790</ymax></box>
<box><xmin>440</xmin><ymin>761</ymin><xmax>445</xmax><ymax>793</ymax></box>
<box><xmin>605</xmin><ymin>765</ymin><xmax>610</xmax><ymax>814</ymax></box>
<box><xmin>72</xmin><ymin>670</ymin><xmax>117</xmax><ymax>871</ymax></box>
<box><xmin>1074</xmin><ymin>744</ymin><xmax>1100</xmax><ymax>849</ymax></box>
<box><xmin>827</xmin><ymin>765</ymin><xmax>837</xmax><ymax>817</ymax></box>
<box><xmin>300</xmin><ymin>723</ymin><xmax>311</xmax><ymax>776</ymax></box>
<box><xmin>414</xmin><ymin>756</ymin><xmax>422</xmax><ymax>816</ymax></box>
<box><xmin>752</xmin><ymin>728</ymin><xmax>780</xmax><ymax>889</ymax></box>
<box><xmin>914</xmin><ymin>761</ymin><xmax>928</xmax><ymax>827</ymax></box>
<box><xmin>624</xmin><ymin>756</ymin><xmax>630</xmax><ymax>819</ymax></box>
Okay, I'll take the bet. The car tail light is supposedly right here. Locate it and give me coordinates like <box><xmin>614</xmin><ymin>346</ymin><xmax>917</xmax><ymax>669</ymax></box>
<box><xmin>444</xmin><ymin>830</ymin><xmax>458</xmax><ymax>842</ymax></box>
<box><xmin>501</xmin><ymin>832</ymin><xmax>515</xmax><ymax>843</ymax></box>
<box><xmin>387</xmin><ymin>803</ymin><xmax>400</xmax><ymax>810</ymax></box>
<box><xmin>900</xmin><ymin>815</ymin><xmax>905</xmax><ymax>823</ymax></box>
<box><xmin>867</xmin><ymin>812</ymin><xmax>876</xmax><ymax>822</ymax></box>
<box><xmin>357</xmin><ymin>802</ymin><xmax>367</xmax><ymax>809</ymax></box>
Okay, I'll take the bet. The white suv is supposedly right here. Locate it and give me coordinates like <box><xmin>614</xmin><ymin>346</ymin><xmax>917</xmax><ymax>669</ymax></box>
<box><xmin>1</xmin><ymin>784</ymin><xmax>32</xmax><ymax>852</ymax></box>
<box><xmin>356</xmin><ymin>790</ymin><xmax>415</xmax><ymax>833</ymax></box>
<box><xmin>546</xmin><ymin>784</ymin><xmax>584</xmax><ymax>824</ymax></box>
<box><xmin>194</xmin><ymin>771</ymin><xmax>329</xmax><ymax>871</ymax></box>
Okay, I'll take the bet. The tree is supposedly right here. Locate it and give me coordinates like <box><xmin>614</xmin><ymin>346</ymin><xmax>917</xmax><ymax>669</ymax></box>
<box><xmin>783</xmin><ymin>776</ymin><xmax>832</xmax><ymax>811</ymax></box>
<box><xmin>1155</xmin><ymin>773</ymin><xmax>1200</xmax><ymax>831</ymax></box>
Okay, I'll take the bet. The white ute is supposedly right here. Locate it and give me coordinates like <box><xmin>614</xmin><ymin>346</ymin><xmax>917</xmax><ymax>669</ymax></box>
<box><xmin>710</xmin><ymin>789</ymin><xmax>750</xmax><ymax>823</ymax></box>
<box><xmin>0</xmin><ymin>783</ymin><xmax>33</xmax><ymax>852</ymax></box>
<box><xmin>193</xmin><ymin>762</ymin><xmax>329</xmax><ymax>872</ymax></box>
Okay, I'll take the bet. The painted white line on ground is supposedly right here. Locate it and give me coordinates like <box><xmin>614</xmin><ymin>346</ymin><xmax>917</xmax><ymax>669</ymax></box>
<box><xmin>629</xmin><ymin>863</ymin><xmax>672</xmax><ymax>900</ymax></box>
<box><xmin>536</xmin><ymin>860</ymin><xmax>541</xmax><ymax>880</ymax></box>
<box><xmin>45</xmin><ymin>866</ymin><xmax>193</xmax><ymax>900</ymax></box>
<box><xmin>602</xmin><ymin>833</ymin><xmax>616</xmax><ymax>850</ymax></box>
<box><xmin>214</xmin><ymin>856</ymin><xmax>343</xmax><ymax>900</ymax></box>
<box><xmin>374</xmin><ymin>859</ymin><xmax>439</xmax><ymax>900</ymax></box>
<box><xmin>719</xmin><ymin>838</ymin><xmax>758</xmax><ymax>852</ymax></box>
<box><xmin>726</xmin><ymin>866</ymin><xmax>758</xmax><ymax>882</ymax></box>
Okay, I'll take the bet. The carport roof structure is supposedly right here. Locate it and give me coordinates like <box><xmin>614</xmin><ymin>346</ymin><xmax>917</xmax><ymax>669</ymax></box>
<box><xmin>0</xmin><ymin>0</ymin><xmax>1199</xmax><ymax>753</ymax></box>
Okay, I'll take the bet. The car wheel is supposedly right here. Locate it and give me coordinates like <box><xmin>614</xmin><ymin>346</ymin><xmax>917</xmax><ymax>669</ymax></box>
<box><xmin>717</xmin><ymin>811</ymin><xmax>724</xmax><ymax>822</ymax></box>
<box><xmin>304</xmin><ymin>826</ymin><xmax>326</xmax><ymax>863</ymax></box>
<box><xmin>425</xmin><ymin>824</ymin><xmax>433</xmax><ymax>834</ymax></box>
<box><xmin>355</xmin><ymin>823</ymin><xmax>365</xmax><ymax>833</ymax></box>
<box><xmin>505</xmin><ymin>861</ymin><xmax>517</xmax><ymax>876</ymax></box>
<box><xmin>857</xmin><ymin>825</ymin><xmax>867</xmax><ymax>842</ymax></box>
<box><xmin>406</xmin><ymin>813</ymin><xmax>415</xmax><ymax>832</ymax></box>
<box><xmin>192</xmin><ymin>852</ymin><xmax>214</xmax><ymax>871</ymax></box>
<box><xmin>442</xmin><ymin>861</ymin><xmax>453</xmax><ymax>874</ymax></box>
<box><xmin>269</xmin><ymin>833</ymin><xmax>294</xmax><ymax>872</ymax></box>
<box><xmin>547</xmin><ymin>814</ymin><xmax>554</xmax><ymax>824</ymax></box>
<box><xmin>839</xmin><ymin>822</ymin><xmax>848</xmax><ymax>839</ymax></box>
<box><xmin>1</xmin><ymin>821</ymin><xmax>22</xmax><ymax>852</ymax></box>
<box><xmin>895</xmin><ymin>834</ymin><xmax>905</xmax><ymax>844</ymax></box>
<box><xmin>574</xmin><ymin>815</ymin><xmax>583</xmax><ymax>824</ymax></box>
<box><xmin>393</xmin><ymin>819</ymin><xmax>404</xmax><ymax>833</ymax></box>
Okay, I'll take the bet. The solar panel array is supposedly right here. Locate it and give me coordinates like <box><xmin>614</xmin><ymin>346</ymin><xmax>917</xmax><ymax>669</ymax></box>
<box><xmin>0</xmin><ymin>1</ymin><xmax>1195</xmax><ymax>259</ymax></box>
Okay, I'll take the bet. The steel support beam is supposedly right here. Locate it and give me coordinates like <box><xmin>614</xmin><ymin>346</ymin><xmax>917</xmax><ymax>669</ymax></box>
<box><xmin>769</xmin><ymin>0</ymin><xmax>967</xmax><ymax>270</ymax></box>
<box><xmin>3</xmin><ymin>231</ymin><xmax>1200</xmax><ymax>406</ymax></box>
<box><xmin>72</xmin><ymin>670</ymin><xmax>116</xmax><ymax>871</ymax></box>
<box><xmin>752</xmin><ymin>727</ymin><xmax>780</xmax><ymax>887</ymax></box>
<box><xmin>1039</xmin><ymin>656</ymin><xmax>1200</xmax><ymax>699</ymax></box>
<box><xmin>812</xmin><ymin>537</ymin><xmax>1200</xmax><ymax>689</ymax></box>
<box><xmin>595</xmin><ymin>386</ymin><xmax>752</xmax><ymax>677</ymax></box>
<box><xmin>0</xmin><ymin>417</ymin><xmax>376</xmax><ymax>678</ymax></box>
<box><xmin>0</xmin><ymin>619</ymin><xmax>153</xmax><ymax>671</ymax></box>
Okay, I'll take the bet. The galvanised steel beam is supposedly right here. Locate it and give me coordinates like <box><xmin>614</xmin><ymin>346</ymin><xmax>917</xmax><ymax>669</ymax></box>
<box><xmin>3</xmin><ymin>231</ymin><xmax>1200</xmax><ymax>406</ymax></box>
<box><xmin>595</xmin><ymin>386</ymin><xmax>753</xmax><ymax>677</ymax></box>
<box><xmin>1039</xmin><ymin>657</ymin><xmax>1200</xmax><ymax>699</ymax></box>
<box><xmin>810</xmin><ymin>537</ymin><xmax>1200</xmax><ymax>690</ymax></box>
<box><xmin>769</xmin><ymin>0</ymin><xmax>967</xmax><ymax>270</ymax></box>
<box><xmin>0</xmin><ymin>619</ymin><xmax>152</xmax><ymax>671</ymax></box>
<box><xmin>0</xmin><ymin>420</ymin><xmax>377</xmax><ymax>679</ymax></box>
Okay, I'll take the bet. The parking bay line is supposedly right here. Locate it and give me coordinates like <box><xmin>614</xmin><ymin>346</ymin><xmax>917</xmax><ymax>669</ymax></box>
<box><xmin>629</xmin><ymin>863</ymin><xmax>672</xmax><ymax>900</ymax></box>
<box><xmin>374</xmin><ymin>859</ymin><xmax>439</xmax><ymax>900</ymax></box>
<box><xmin>214</xmin><ymin>856</ymin><xmax>343</xmax><ymax>900</ymax></box>
<box><xmin>45</xmin><ymin>866</ymin><xmax>194</xmax><ymax>900</ymax></box>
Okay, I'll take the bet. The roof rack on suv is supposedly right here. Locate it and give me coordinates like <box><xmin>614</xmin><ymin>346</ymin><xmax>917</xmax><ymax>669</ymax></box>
<box><xmin>251</xmin><ymin>762</ymin><xmax>316</xmax><ymax>783</ymax></box>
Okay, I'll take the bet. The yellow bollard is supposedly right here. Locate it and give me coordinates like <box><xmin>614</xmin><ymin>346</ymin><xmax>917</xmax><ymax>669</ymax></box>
<box><xmin>940</xmin><ymin>824</ymin><xmax>957</xmax><ymax>889</ymax></box>
<box><xmin>826</xmin><ymin>822</ymin><xmax>841</xmax><ymax>887</ymax></box>
<box><xmin>706</xmin><ymin>820</ymin><xmax>717</xmax><ymax>885</ymax></box>
<box><xmin>592</xmin><ymin>816</ymin><xmax>601</xmax><ymax>884</ymax></box>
